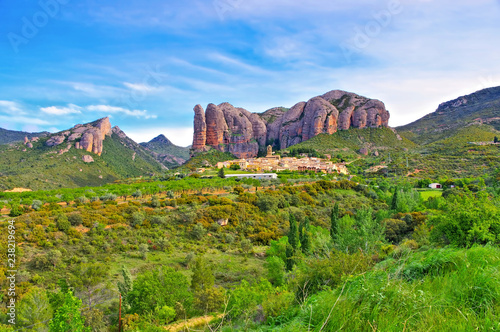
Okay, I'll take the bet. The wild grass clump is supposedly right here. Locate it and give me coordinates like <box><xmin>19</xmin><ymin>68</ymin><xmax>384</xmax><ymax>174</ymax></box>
<box><xmin>273</xmin><ymin>246</ymin><xmax>500</xmax><ymax>331</ymax></box>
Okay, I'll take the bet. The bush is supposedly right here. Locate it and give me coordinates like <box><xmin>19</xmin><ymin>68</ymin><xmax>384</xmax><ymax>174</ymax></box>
<box><xmin>56</xmin><ymin>215</ymin><xmax>71</xmax><ymax>232</ymax></box>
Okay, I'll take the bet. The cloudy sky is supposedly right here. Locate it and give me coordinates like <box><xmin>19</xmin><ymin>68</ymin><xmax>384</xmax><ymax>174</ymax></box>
<box><xmin>1</xmin><ymin>0</ymin><xmax>499</xmax><ymax>146</ymax></box>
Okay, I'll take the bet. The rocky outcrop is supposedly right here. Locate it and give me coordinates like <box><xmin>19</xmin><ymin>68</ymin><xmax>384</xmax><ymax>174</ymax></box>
<box><xmin>45</xmin><ymin>117</ymin><xmax>112</xmax><ymax>156</ymax></box>
<box><xmin>191</xmin><ymin>90</ymin><xmax>390</xmax><ymax>158</ymax></box>
<box><xmin>82</xmin><ymin>155</ymin><xmax>94</xmax><ymax>163</ymax></box>
<box><xmin>193</xmin><ymin>105</ymin><xmax>207</xmax><ymax>150</ymax></box>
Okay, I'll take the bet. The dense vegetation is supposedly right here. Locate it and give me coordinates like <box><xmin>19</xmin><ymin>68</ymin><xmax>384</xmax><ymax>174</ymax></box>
<box><xmin>1</xmin><ymin>168</ymin><xmax>500</xmax><ymax>331</ymax></box>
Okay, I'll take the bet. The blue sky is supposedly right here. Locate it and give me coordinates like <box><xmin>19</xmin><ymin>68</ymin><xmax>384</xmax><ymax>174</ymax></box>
<box><xmin>1</xmin><ymin>0</ymin><xmax>499</xmax><ymax>146</ymax></box>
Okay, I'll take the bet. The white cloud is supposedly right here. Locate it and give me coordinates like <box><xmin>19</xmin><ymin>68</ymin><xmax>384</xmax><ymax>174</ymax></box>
<box><xmin>0</xmin><ymin>115</ymin><xmax>50</xmax><ymax>126</ymax></box>
<box><xmin>123</xmin><ymin>82</ymin><xmax>163</xmax><ymax>93</ymax></box>
<box><xmin>40</xmin><ymin>104</ymin><xmax>82</xmax><ymax>115</ymax></box>
<box><xmin>0</xmin><ymin>101</ymin><xmax>25</xmax><ymax>115</ymax></box>
<box><xmin>87</xmin><ymin>105</ymin><xmax>158</xmax><ymax>119</ymax></box>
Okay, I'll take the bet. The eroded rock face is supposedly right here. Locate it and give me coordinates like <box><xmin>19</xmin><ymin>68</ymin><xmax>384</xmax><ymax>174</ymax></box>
<box><xmin>46</xmin><ymin>135</ymin><xmax>65</xmax><ymax>147</ymax></box>
<box><xmin>191</xmin><ymin>90</ymin><xmax>390</xmax><ymax>158</ymax></box>
<box><xmin>46</xmin><ymin>117</ymin><xmax>112</xmax><ymax>156</ymax></box>
<box><xmin>205</xmin><ymin>104</ymin><xmax>228</xmax><ymax>147</ymax></box>
<box><xmin>192</xmin><ymin>105</ymin><xmax>207</xmax><ymax>150</ymax></box>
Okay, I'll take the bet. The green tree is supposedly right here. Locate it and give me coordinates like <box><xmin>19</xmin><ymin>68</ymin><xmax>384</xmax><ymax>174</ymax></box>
<box><xmin>72</xmin><ymin>263</ymin><xmax>111</xmax><ymax>309</ymax></box>
<box><xmin>191</xmin><ymin>257</ymin><xmax>215</xmax><ymax>292</ymax></box>
<box><xmin>191</xmin><ymin>223</ymin><xmax>207</xmax><ymax>240</ymax></box>
<box><xmin>494</xmin><ymin>136</ymin><xmax>498</xmax><ymax>143</ymax></box>
<box><xmin>300</xmin><ymin>217</ymin><xmax>311</xmax><ymax>254</ymax></box>
<box><xmin>9</xmin><ymin>203</ymin><xmax>22</xmax><ymax>217</ymax></box>
<box><xmin>285</xmin><ymin>244</ymin><xmax>295</xmax><ymax>272</ymax></box>
<box><xmin>56</xmin><ymin>215</ymin><xmax>71</xmax><ymax>232</ymax></box>
<box><xmin>18</xmin><ymin>287</ymin><xmax>53</xmax><ymax>331</ymax></box>
<box><xmin>241</xmin><ymin>238</ymin><xmax>253</xmax><ymax>256</ymax></box>
<box><xmin>288</xmin><ymin>214</ymin><xmax>298</xmax><ymax>250</ymax></box>
<box><xmin>127</xmin><ymin>267</ymin><xmax>193</xmax><ymax>317</ymax></box>
<box><xmin>330</xmin><ymin>203</ymin><xmax>340</xmax><ymax>241</ymax></box>
<box><xmin>118</xmin><ymin>266</ymin><xmax>133</xmax><ymax>311</ymax></box>
<box><xmin>190</xmin><ymin>257</ymin><xmax>224</xmax><ymax>313</ymax></box>
<box><xmin>391</xmin><ymin>188</ymin><xmax>399</xmax><ymax>211</ymax></box>
<box><xmin>218</xmin><ymin>167</ymin><xmax>226</xmax><ymax>179</ymax></box>
<box><xmin>49</xmin><ymin>290</ymin><xmax>88</xmax><ymax>332</ymax></box>
<box><xmin>266</xmin><ymin>256</ymin><xmax>285</xmax><ymax>286</ymax></box>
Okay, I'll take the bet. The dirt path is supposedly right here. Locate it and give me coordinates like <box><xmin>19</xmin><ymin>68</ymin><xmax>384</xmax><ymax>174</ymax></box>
<box><xmin>165</xmin><ymin>314</ymin><xmax>224</xmax><ymax>332</ymax></box>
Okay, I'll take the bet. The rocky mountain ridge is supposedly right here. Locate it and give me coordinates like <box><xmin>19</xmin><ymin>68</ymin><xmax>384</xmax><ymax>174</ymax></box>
<box><xmin>397</xmin><ymin>86</ymin><xmax>500</xmax><ymax>144</ymax></box>
<box><xmin>140</xmin><ymin>135</ymin><xmax>190</xmax><ymax>169</ymax></box>
<box><xmin>44</xmin><ymin>117</ymin><xmax>112</xmax><ymax>156</ymax></box>
<box><xmin>192</xmin><ymin>90</ymin><xmax>390</xmax><ymax>158</ymax></box>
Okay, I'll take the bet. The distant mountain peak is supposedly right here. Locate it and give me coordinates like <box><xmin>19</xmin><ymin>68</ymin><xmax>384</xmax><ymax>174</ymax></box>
<box><xmin>150</xmin><ymin>134</ymin><xmax>173</xmax><ymax>145</ymax></box>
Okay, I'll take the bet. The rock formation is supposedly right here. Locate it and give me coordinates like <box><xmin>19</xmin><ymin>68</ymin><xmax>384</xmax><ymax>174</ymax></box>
<box><xmin>193</xmin><ymin>105</ymin><xmax>207</xmax><ymax>150</ymax></box>
<box><xmin>192</xmin><ymin>90</ymin><xmax>390</xmax><ymax>158</ymax></box>
<box><xmin>44</xmin><ymin>117</ymin><xmax>113</xmax><ymax>156</ymax></box>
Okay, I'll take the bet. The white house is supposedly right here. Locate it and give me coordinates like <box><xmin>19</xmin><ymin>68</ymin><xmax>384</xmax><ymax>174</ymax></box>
<box><xmin>225</xmin><ymin>173</ymin><xmax>278</xmax><ymax>180</ymax></box>
<box><xmin>429</xmin><ymin>183</ymin><xmax>442</xmax><ymax>189</ymax></box>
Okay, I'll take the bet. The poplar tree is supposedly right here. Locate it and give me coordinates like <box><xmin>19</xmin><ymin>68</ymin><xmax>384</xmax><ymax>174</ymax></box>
<box><xmin>288</xmin><ymin>213</ymin><xmax>298</xmax><ymax>250</ymax></box>
<box><xmin>330</xmin><ymin>203</ymin><xmax>340</xmax><ymax>241</ymax></box>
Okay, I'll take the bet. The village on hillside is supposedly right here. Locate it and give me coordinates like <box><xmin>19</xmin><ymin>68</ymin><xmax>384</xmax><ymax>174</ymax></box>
<box><xmin>214</xmin><ymin>146</ymin><xmax>349</xmax><ymax>175</ymax></box>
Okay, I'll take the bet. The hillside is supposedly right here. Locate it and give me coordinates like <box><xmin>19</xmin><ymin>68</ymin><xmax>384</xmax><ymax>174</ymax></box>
<box><xmin>283</xmin><ymin>127</ymin><xmax>415</xmax><ymax>156</ymax></box>
<box><xmin>140</xmin><ymin>134</ymin><xmax>190</xmax><ymax>169</ymax></box>
<box><xmin>0</xmin><ymin>119</ymin><xmax>164</xmax><ymax>190</ymax></box>
<box><xmin>398</xmin><ymin>86</ymin><xmax>500</xmax><ymax>144</ymax></box>
<box><xmin>0</xmin><ymin>128</ymin><xmax>49</xmax><ymax>145</ymax></box>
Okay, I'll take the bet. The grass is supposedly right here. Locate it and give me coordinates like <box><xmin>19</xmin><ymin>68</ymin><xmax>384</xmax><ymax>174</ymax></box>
<box><xmin>109</xmin><ymin>246</ymin><xmax>268</xmax><ymax>291</ymax></box>
<box><xmin>417</xmin><ymin>189</ymin><xmax>442</xmax><ymax>200</ymax></box>
<box><xmin>239</xmin><ymin>246</ymin><xmax>500</xmax><ymax>332</ymax></box>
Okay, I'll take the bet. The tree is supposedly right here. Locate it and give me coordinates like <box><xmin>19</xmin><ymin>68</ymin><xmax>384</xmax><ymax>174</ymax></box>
<box><xmin>230</xmin><ymin>164</ymin><xmax>241</xmax><ymax>170</ymax></box>
<box><xmin>118</xmin><ymin>266</ymin><xmax>133</xmax><ymax>311</ymax></box>
<box><xmin>391</xmin><ymin>188</ymin><xmax>399</xmax><ymax>211</ymax></box>
<box><xmin>300</xmin><ymin>217</ymin><xmax>311</xmax><ymax>254</ymax></box>
<box><xmin>241</xmin><ymin>239</ymin><xmax>253</xmax><ymax>256</ymax></box>
<box><xmin>72</xmin><ymin>263</ymin><xmax>111</xmax><ymax>310</ymax></box>
<box><xmin>139</xmin><ymin>243</ymin><xmax>149</xmax><ymax>260</ymax></box>
<box><xmin>218</xmin><ymin>167</ymin><xmax>226</xmax><ymax>179</ymax></box>
<box><xmin>127</xmin><ymin>267</ymin><xmax>193</xmax><ymax>317</ymax></box>
<box><xmin>266</xmin><ymin>256</ymin><xmax>285</xmax><ymax>286</ymax></box>
<box><xmin>191</xmin><ymin>257</ymin><xmax>215</xmax><ymax>292</ymax></box>
<box><xmin>191</xmin><ymin>223</ymin><xmax>207</xmax><ymax>240</ymax></box>
<box><xmin>49</xmin><ymin>290</ymin><xmax>88</xmax><ymax>332</ymax></box>
<box><xmin>190</xmin><ymin>257</ymin><xmax>224</xmax><ymax>313</ymax></box>
<box><xmin>330</xmin><ymin>203</ymin><xmax>340</xmax><ymax>241</ymax></box>
<box><xmin>288</xmin><ymin>214</ymin><xmax>298</xmax><ymax>250</ymax></box>
<box><xmin>285</xmin><ymin>244</ymin><xmax>295</xmax><ymax>271</ymax></box>
<box><xmin>9</xmin><ymin>203</ymin><xmax>22</xmax><ymax>217</ymax></box>
<box><xmin>18</xmin><ymin>287</ymin><xmax>53</xmax><ymax>331</ymax></box>
<box><xmin>494</xmin><ymin>136</ymin><xmax>499</xmax><ymax>143</ymax></box>
<box><xmin>56</xmin><ymin>215</ymin><xmax>71</xmax><ymax>232</ymax></box>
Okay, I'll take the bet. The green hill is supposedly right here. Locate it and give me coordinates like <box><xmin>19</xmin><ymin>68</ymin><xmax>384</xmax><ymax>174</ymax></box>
<box><xmin>139</xmin><ymin>134</ymin><xmax>190</xmax><ymax>169</ymax></box>
<box><xmin>0</xmin><ymin>126</ymin><xmax>164</xmax><ymax>191</ymax></box>
<box><xmin>398</xmin><ymin>86</ymin><xmax>500</xmax><ymax>145</ymax></box>
<box><xmin>0</xmin><ymin>128</ymin><xmax>49</xmax><ymax>145</ymax></box>
<box><xmin>282</xmin><ymin>127</ymin><xmax>416</xmax><ymax>156</ymax></box>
